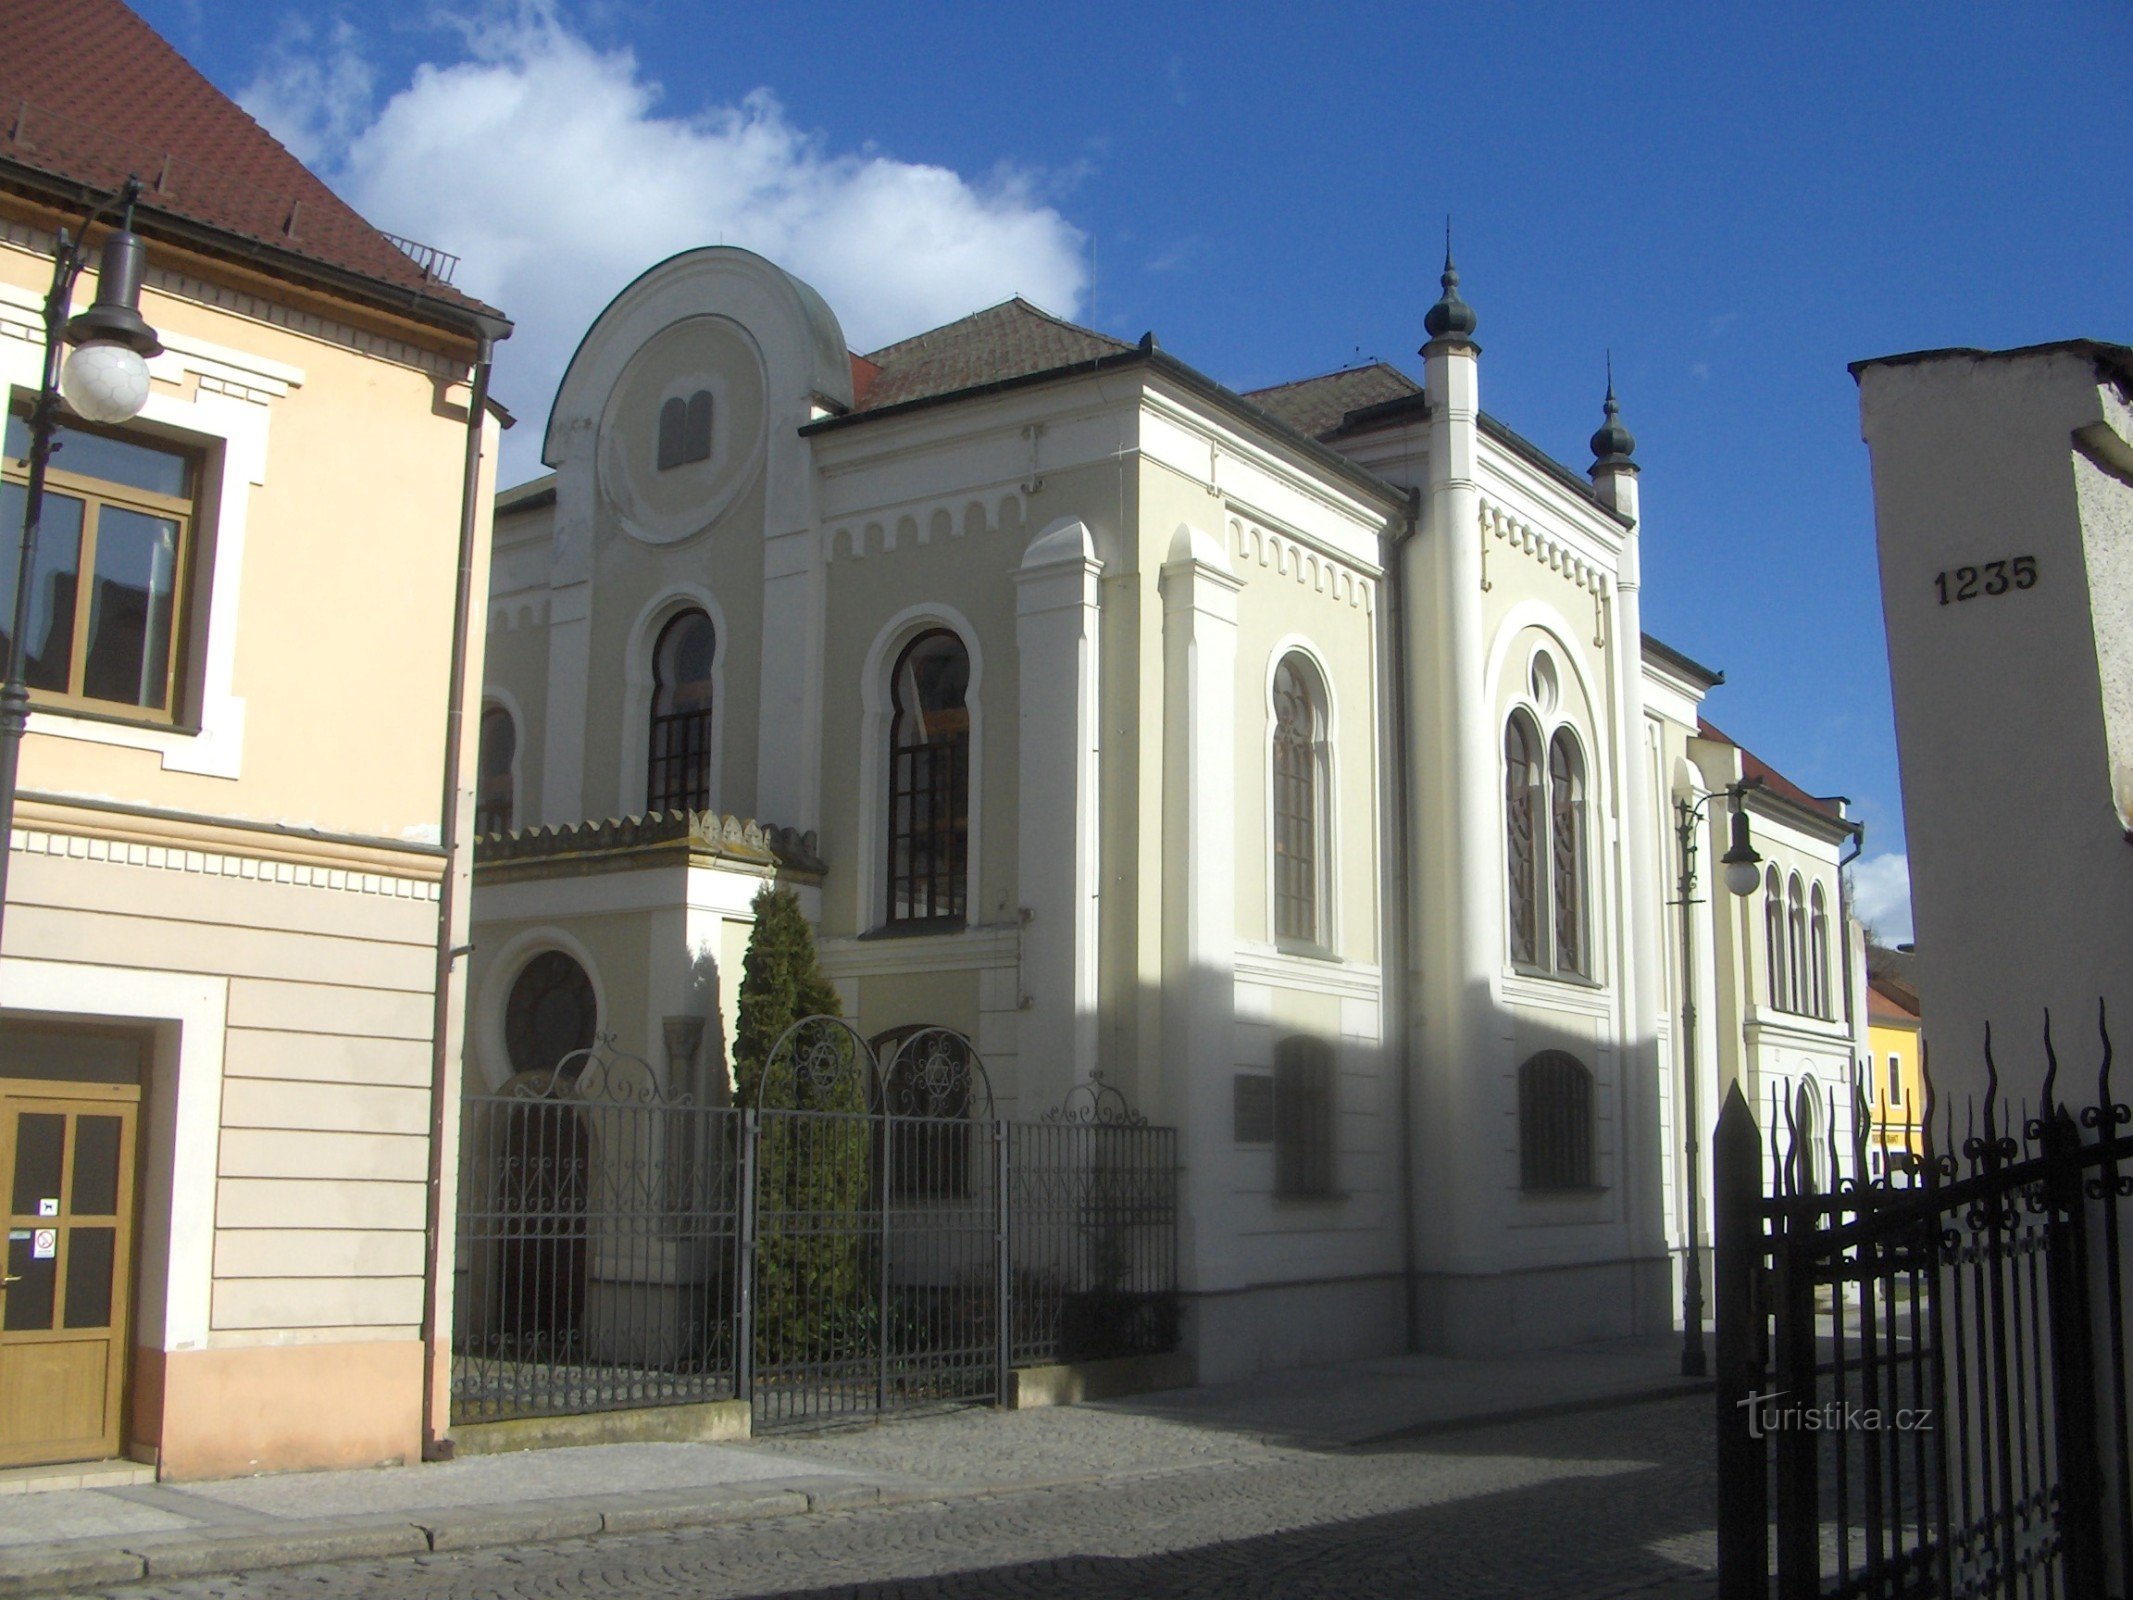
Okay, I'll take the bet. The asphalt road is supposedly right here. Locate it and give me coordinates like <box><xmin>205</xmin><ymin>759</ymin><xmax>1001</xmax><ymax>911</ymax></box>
<box><xmin>86</xmin><ymin>1395</ymin><xmax>1719</xmax><ymax>1600</ymax></box>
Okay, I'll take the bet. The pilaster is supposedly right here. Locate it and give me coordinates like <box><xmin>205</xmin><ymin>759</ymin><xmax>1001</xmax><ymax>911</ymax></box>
<box><xmin>1014</xmin><ymin>517</ymin><xmax>1105</xmax><ymax>1112</ymax></box>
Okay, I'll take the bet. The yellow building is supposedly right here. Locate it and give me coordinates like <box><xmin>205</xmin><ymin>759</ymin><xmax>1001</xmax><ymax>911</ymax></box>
<box><xmin>1865</xmin><ymin>967</ymin><xmax>1925</xmax><ymax>1177</ymax></box>
<box><xmin>1</xmin><ymin>2</ymin><xmax>507</xmax><ymax>1477</ymax></box>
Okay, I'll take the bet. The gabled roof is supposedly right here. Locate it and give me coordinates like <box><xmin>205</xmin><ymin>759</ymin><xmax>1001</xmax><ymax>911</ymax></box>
<box><xmin>1244</xmin><ymin>362</ymin><xmax>1420</xmax><ymax>439</ymax></box>
<box><xmin>856</xmin><ymin>299</ymin><xmax>1134</xmax><ymax>413</ymax></box>
<box><xmin>0</xmin><ymin>0</ymin><xmax>505</xmax><ymax>330</ymax></box>
<box><xmin>1698</xmin><ymin>719</ymin><xmax>1848</xmax><ymax>822</ymax></box>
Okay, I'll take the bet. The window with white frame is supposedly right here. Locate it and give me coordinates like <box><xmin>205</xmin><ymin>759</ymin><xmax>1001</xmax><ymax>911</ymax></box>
<box><xmin>1809</xmin><ymin>882</ymin><xmax>1831</xmax><ymax>1018</ymax></box>
<box><xmin>1271</xmin><ymin>652</ymin><xmax>1330</xmax><ymax>947</ymax></box>
<box><xmin>1765</xmin><ymin>868</ymin><xmax>1785</xmax><ymax>1009</ymax></box>
<box><xmin>1786</xmin><ymin>874</ymin><xmax>1808</xmax><ymax>1014</ymax></box>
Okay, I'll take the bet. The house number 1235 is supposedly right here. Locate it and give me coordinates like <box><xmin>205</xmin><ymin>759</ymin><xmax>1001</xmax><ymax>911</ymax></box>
<box><xmin>1933</xmin><ymin>557</ymin><xmax>2038</xmax><ymax>605</ymax></box>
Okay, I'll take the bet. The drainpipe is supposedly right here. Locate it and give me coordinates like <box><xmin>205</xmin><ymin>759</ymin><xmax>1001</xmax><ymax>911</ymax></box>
<box><xmin>1385</xmin><ymin>488</ymin><xmax>1423</xmax><ymax>1351</ymax></box>
<box><xmin>421</xmin><ymin>332</ymin><xmax>500</xmax><ymax>1461</ymax></box>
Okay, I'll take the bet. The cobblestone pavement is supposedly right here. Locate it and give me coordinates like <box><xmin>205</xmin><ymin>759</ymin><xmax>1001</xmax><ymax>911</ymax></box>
<box><xmin>86</xmin><ymin>1396</ymin><xmax>1718</xmax><ymax>1600</ymax></box>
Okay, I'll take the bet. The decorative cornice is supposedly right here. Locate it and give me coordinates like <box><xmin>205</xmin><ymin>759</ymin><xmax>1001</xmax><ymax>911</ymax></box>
<box><xmin>9</xmin><ymin>825</ymin><xmax>439</xmax><ymax>901</ymax></box>
<box><xmin>1479</xmin><ymin>499</ymin><xmax>1612</xmax><ymax>598</ymax></box>
<box><xmin>1228</xmin><ymin>514</ymin><xmax>1378</xmax><ymax>611</ymax></box>
<box><xmin>475</xmin><ymin>809</ymin><xmax>825</xmax><ymax>880</ymax></box>
<box><xmin>824</xmin><ymin>488</ymin><xmax>1028</xmax><ymax>563</ymax></box>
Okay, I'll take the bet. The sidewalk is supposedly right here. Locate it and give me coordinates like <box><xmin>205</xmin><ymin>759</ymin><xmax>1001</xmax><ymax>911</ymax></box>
<box><xmin>0</xmin><ymin>1334</ymin><xmax>1711</xmax><ymax>1597</ymax></box>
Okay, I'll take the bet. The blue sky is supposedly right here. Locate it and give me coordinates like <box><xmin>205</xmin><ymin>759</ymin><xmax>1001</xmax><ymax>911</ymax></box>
<box><xmin>134</xmin><ymin>0</ymin><xmax>2133</xmax><ymax>940</ymax></box>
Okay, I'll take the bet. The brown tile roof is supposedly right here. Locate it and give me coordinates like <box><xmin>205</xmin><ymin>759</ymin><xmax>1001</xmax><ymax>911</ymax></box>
<box><xmin>0</xmin><ymin>0</ymin><xmax>504</xmax><ymax>328</ymax></box>
<box><xmin>1698</xmin><ymin>719</ymin><xmax>1846</xmax><ymax>820</ymax></box>
<box><xmin>1868</xmin><ymin>980</ymin><xmax>1921</xmax><ymax>1025</ymax></box>
<box><xmin>1243</xmin><ymin>362</ymin><xmax>1421</xmax><ymax>439</ymax></box>
<box><xmin>856</xmin><ymin>298</ymin><xmax>1133</xmax><ymax>413</ymax></box>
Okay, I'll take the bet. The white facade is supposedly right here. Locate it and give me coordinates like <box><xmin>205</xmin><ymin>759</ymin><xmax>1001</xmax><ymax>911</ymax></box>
<box><xmin>471</xmin><ymin>247</ymin><xmax>1866</xmax><ymax>1375</ymax></box>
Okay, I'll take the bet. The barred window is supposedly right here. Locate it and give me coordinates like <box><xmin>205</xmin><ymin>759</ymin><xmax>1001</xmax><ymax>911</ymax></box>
<box><xmin>1273</xmin><ymin>1035</ymin><xmax>1336</xmax><ymax>1198</ymax></box>
<box><xmin>647</xmin><ymin>609</ymin><xmax>715</xmax><ymax>813</ymax></box>
<box><xmin>1505</xmin><ymin>714</ymin><xmax>1542</xmax><ymax>967</ymax></box>
<box><xmin>887</xmin><ymin>629</ymin><xmax>970</xmax><ymax>925</ymax></box>
<box><xmin>475</xmin><ymin>704</ymin><xmax>516</xmax><ymax>836</ymax></box>
<box><xmin>1519</xmin><ymin>1050</ymin><xmax>1594</xmax><ymax>1190</ymax></box>
<box><xmin>1548</xmin><ymin>730</ymin><xmax>1587</xmax><ymax>978</ymax></box>
<box><xmin>656</xmin><ymin>389</ymin><xmax>712</xmax><ymax>471</ymax></box>
<box><xmin>1271</xmin><ymin>655</ymin><xmax>1323</xmax><ymax>944</ymax></box>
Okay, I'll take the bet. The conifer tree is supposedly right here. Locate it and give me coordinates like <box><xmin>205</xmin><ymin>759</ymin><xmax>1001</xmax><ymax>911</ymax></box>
<box><xmin>732</xmin><ymin>884</ymin><xmax>843</xmax><ymax>1105</ymax></box>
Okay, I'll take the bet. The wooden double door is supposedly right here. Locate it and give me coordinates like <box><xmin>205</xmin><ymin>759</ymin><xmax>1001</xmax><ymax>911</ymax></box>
<box><xmin>0</xmin><ymin>1078</ymin><xmax>138</xmax><ymax>1468</ymax></box>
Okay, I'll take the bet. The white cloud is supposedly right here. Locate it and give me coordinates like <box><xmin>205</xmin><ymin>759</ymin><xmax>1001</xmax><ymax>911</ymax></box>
<box><xmin>1849</xmin><ymin>852</ymin><xmax>1914</xmax><ymax>946</ymax></box>
<box><xmin>238</xmin><ymin>18</ymin><xmax>375</xmax><ymax>169</ymax></box>
<box><xmin>240</xmin><ymin>5</ymin><xmax>1089</xmax><ymax>482</ymax></box>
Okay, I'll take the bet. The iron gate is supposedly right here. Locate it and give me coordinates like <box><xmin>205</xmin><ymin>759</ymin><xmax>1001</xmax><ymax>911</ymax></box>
<box><xmin>453</xmin><ymin>1020</ymin><xmax>1179</xmax><ymax>1434</ymax></box>
<box><xmin>1715</xmin><ymin>1006</ymin><xmax>2133</xmax><ymax>1599</ymax></box>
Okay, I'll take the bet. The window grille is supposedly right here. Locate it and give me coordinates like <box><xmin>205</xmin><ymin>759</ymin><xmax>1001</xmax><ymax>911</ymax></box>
<box><xmin>648</xmin><ymin>609</ymin><xmax>715</xmax><ymax>813</ymax></box>
<box><xmin>475</xmin><ymin>705</ymin><xmax>516</xmax><ymax>835</ymax></box>
<box><xmin>1519</xmin><ymin>1050</ymin><xmax>1594</xmax><ymax>1190</ymax></box>
<box><xmin>1273</xmin><ymin>1036</ymin><xmax>1336</xmax><ymax>1198</ymax></box>
<box><xmin>886</xmin><ymin>629</ymin><xmax>970</xmax><ymax>924</ymax></box>
<box><xmin>1271</xmin><ymin>656</ymin><xmax>1319</xmax><ymax>943</ymax></box>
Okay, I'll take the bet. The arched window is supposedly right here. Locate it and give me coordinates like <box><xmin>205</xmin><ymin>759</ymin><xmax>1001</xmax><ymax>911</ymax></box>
<box><xmin>1786</xmin><ymin>875</ymin><xmax>1808</xmax><ymax>1015</ymax></box>
<box><xmin>475</xmin><ymin>704</ymin><xmax>516</xmax><ymax>836</ymax></box>
<box><xmin>1765</xmin><ymin>867</ymin><xmax>1785</xmax><ymax>1009</ymax></box>
<box><xmin>647</xmin><ymin>609</ymin><xmax>715</xmax><ymax>813</ymax></box>
<box><xmin>1273</xmin><ymin>1035</ymin><xmax>1337</xmax><ymax>1198</ymax></box>
<box><xmin>1810</xmin><ymin>883</ymin><xmax>1831</xmax><ymax>1019</ymax></box>
<box><xmin>1519</xmin><ymin>1050</ymin><xmax>1594</xmax><ymax>1190</ymax></box>
<box><xmin>656</xmin><ymin>389</ymin><xmax>713</xmax><ymax>471</ymax></box>
<box><xmin>504</xmin><ymin>950</ymin><xmax>597</xmax><ymax>1082</ymax></box>
<box><xmin>1548</xmin><ymin>730</ymin><xmax>1587</xmax><ymax>979</ymax></box>
<box><xmin>1271</xmin><ymin>654</ymin><xmax>1327</xmax><ymax>945</ymax></box>
<box><xmin>1505</xmin><ymin>714</ymin><xmax>1542</xmax><ymax>967</ymax></box>
<box><xmin>887</xmin><ymin>629</ymin><xmax>971</xmax><ymax>925</ymax></box>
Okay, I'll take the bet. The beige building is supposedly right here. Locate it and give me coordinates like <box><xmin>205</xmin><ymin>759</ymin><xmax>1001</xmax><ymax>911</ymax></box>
<box><xmin>0</xmin><ymin>3</ymin><xmax>507</xmax><ymax>1477</ymax></box>
<box><xmin>473</xmin><ymin>244</ymin><xmax>1869</xmax><ymax>1380</ymax></box>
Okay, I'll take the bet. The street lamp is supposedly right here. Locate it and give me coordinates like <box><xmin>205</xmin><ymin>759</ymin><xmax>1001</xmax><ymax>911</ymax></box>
<box><xmin>1672</xmin><ymin>771</ymin><xmax>1763</xmax><ymax>1377</ymax></box>
<box><xmin>0</xmin><ymin>178</ymin><xmax>163</xmax><ymax>954</ymax></box>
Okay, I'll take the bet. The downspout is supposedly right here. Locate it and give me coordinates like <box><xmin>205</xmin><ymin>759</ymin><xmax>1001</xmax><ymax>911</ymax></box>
<box><xmin>1386</xmin><ymin>487</ymin><xmax>1423</xmax><ymax>1351</ymax></box>
<box><xmin>422</xmin><ymin>332</ymin><xmax>499</xmax><ymax>1460</ymax></box>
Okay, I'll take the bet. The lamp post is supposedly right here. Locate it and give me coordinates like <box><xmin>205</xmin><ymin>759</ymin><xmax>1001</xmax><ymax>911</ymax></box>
<box><xmin>0</xmin><ymin>178</ymin><xmax>163</xmax><ymax>955</ymax></box>
<box><xmin>1672</xmin><ymin>773</ymin><xmax>1763</xmax><ymax>1377</ymax></box>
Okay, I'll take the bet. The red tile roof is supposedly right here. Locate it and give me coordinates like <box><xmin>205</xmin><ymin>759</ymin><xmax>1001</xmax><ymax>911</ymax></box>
<box><xmin>1243</xmin><ymin>362</ymin><xmax>1421</xmax><ymax>439</ymax></box>
<box><xmin>0</xmin><ymin>0</ymin><xmax>503</xmax><ymax>328</ymax></box>
<box><xmin>1868</xmin><ymin>980</ymin><xmax>1920</xmax><ymax>1025</ymax></box>
<box><xmin>856</xmin><ymin>298</ymin><xmax>1132</xmax><ymax>413</ymax></box>
<box><xmin>1698</xmin><ymin>719</ymin><xmax>1845</xmax><ymax>819</ymax></box>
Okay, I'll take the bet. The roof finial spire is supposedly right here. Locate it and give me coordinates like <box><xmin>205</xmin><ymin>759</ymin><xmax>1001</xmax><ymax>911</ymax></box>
<box><xmin>1590</xmin><ymin>353</ymin><xmax>1637</xmax><ymax>469</ymax></box>
<box><xmin>1423</xmin><ymin>214</ymin><xmax>1478</xmax><ymax>345</ymax></box>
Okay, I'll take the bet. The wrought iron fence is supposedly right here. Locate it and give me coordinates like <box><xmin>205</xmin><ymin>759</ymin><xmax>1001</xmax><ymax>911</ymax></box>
<box><xmin>454</xmin><ymin>1021</ymin><xmax>1180</xmax><ymax>1434</ymax></box>
<box><xmin>1715</xmin><ymin>1005</ymin><xmax>2133</xmax><ymax>1600</ymax></box>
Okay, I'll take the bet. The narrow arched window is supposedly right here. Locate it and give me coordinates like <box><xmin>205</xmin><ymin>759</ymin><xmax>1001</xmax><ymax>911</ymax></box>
<box><xmin>1505</xmin><ymin>714</ymin><xmax>1542</xmax><ymax>967</ymax></box>
<box><xmin>1765</xmin><ymin>868</ymin><xmax>1785</xmax><ymax>1009</ymax></box>
<box><xmin>887</xmin><ymin>629</ymin><xmax>971</xmax><ymax>925</ymax></box>
<box><xmin>1787</xmin><ymin>874</ymin><xmax>1808</xmax><ymax>1015</ymax></box>
<box><xmin>1519</xmin><ymin>1050</ymin><xmax>1594</xmax><ymax>1190</ymax></box>
<box><xmin>1271</xmin><ymin>654</ymin><xmax>1324</xmax><ymax>945</ymax></box>
<box><xmin>1810</xmin><ymin>883</ymin><xmax>1831</xmax><ymax>1019</ymax></box>
<box><xmin>656</xmin><ymin>389</ymin><xmax>713</xmax><ymax>470</ymax></box>
<box><xmin>475</xmin><ymin>704</ymin><xmax>516</xmax><ymax>836</ymax></box>
<box><xmin>1548</xmin><ymin>730</ymin><xmax>1587</xmax><ymax>978</ymax></box>
<box><xmin>648</xmin><ymin>609</ymin><xmax>715</xmax><ymax>813</ymax></box>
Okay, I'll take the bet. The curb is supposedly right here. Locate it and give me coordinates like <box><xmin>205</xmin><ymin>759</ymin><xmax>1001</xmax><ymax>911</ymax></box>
<box><xmin>1345</xmin><ymin>1378</ymin><xmax>1715</xmax><ymax>1448</ymax></box>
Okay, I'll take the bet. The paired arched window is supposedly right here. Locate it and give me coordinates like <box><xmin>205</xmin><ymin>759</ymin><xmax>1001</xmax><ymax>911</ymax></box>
<box><xmin>656</xmin><ymin>390</ymin><xmax>712</xmax><ymax>471</ymax></box>
<box><xmin>886</xmin><ymin>629</ymin><xmax>971</xmax><ymax>925</ymax></box>
<box><xmin>647</xmin><ymin>609</ymin><xmax>715</xmax><ymax>813</ymax></box>
<box><xmin>1762</xmin><ymin>870</ymin><xmax>1833</xmax><ymax>1018</ymax></box>
<box><xmin>1271</xmin><ymin>653</ymin><xmax>1329</xmax><ymax>946</ymax></box>
<box><xmin>504</xmin><ymin>950</ymin><xmax>597</xmax><ymax>1083</ymax></box>
<box><xmin>1505</xmin><ymin>712</ymin><xmax>1589</xmax><ymax>977</ymax></box>
<box><xmin>1519</xmin><ymin>1050</ymin><xmax>1594</xmax><ymax>1190</ymax></box>
<box><xmin>475</xmin><ymin>704</ymin><xmax>516</xmax><ymax>836</ymax></box>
